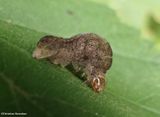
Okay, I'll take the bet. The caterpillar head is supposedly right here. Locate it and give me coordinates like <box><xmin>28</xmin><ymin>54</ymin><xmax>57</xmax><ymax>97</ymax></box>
<box><xmin>90</xmin><ymin>74</ymin><xmax>105</xmax><ymax>92</ymax></box>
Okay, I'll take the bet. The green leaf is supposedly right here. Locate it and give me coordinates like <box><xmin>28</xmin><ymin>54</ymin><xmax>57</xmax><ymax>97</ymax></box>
<box><xmin>91</xmin><ymin>0</ymin><xmax>160</xmax><ymax>43</ymax></box>
<box><xmin>91</xmin><ymin>0</ymin><xmax>160</xmax><ymax>29</ymax></box>
<box><xmin>0</xmin><ymin>0</ymin><xmax>160</xmax><ymax>117</ymax></box>
<box><xmin>147</xmin><ymin>15</ymin><xmax>160</xmax><ymax>40</ymax></box>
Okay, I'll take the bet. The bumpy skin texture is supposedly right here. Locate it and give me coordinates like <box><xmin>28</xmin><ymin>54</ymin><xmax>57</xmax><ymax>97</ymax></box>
<box><xmin>32</xmin><ymin>33</ymin><xmax>112</xmax><ymax>92</ymax></box>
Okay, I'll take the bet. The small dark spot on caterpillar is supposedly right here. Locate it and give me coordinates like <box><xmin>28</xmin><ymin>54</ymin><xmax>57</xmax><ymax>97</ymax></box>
<box><xmin>83</xmin><ymin>55</ymin><xmax>89</xmax><ymax>60</ymax></box>
<box><xmin>32</xmin><ymin>33</ymin><xmax>112</xmax><ymax>93</ymax></box>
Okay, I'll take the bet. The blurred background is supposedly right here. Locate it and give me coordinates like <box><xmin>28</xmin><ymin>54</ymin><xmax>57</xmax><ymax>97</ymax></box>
<box><xmin>91</xmin><ymin>0</ymin><xmax>160</xmax><ymax>49</ymax></box>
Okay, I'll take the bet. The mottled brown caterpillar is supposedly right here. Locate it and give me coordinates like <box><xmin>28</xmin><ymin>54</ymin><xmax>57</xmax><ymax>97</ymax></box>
<box><xmin>32</xmin><ymin>33</ymin><xmax>112</xmax><ymax>92</ymax></box>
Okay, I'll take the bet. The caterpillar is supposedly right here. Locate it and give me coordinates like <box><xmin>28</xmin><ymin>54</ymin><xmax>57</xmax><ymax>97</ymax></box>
<box><xmin>32</xmin><ymin>33</ymin><xmax>112</xmax><ymax>92</ymax></box>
